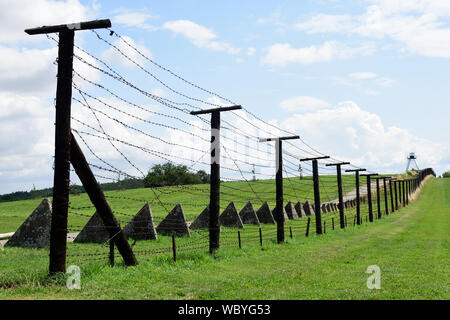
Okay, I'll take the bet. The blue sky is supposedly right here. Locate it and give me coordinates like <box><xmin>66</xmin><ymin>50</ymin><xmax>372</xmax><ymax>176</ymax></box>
<box><xmin>0</xmin><ymin>0</ymin><xmax>449</xmax><ymax>194</ymax></box>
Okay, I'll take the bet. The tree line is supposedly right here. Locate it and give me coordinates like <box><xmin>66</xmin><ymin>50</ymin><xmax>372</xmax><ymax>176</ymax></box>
<box><xmin>0</xmin><ymin>162</ymin><xmax>210</xmax><ymax>202</ymax></box>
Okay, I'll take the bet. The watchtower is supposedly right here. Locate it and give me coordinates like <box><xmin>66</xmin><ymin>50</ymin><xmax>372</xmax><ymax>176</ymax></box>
<box><xmin>406</xmin><ymin>152</ymin><xmax>419</xmax><ymax>172</ymax></box>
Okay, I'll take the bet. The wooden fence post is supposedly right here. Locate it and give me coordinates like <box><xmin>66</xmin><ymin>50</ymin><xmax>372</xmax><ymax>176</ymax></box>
<box><xmin>172</xmin><ymin>234</ymin><xmax>177</xmax><ymax>262</ymax></box>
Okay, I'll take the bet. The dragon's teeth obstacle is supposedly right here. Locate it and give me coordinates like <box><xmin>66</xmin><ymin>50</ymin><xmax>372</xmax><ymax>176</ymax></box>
<box><xmin>123</xmin><ymin>203</ymin><xmax>157</xmax><ymax>240</ymax></box>
<box><xmin>256</xmin><ymin>202</ymin><xmax>275</xmax><ymax>224</ymax></box>
<box><xmin>285</xmin><ymin>202</ymin><xmax>299</xmax><ymax>220</ymax></box>
<box><xmin>156</xmin><ymin>204</ymin><xmax>190</xmax><ymax>237</ymax></box>
<box><xmin>6</xmin><ymin>198</ymin><xmax>52</xmax><ymax>248</ymax></box>
<box><xmin>74</xmin><ymin>211</ymin><xmax>110</xmax><ymax>243</ymax></box>
<box><xmin>219</xmin><ymin>202</ymin><xmax>244</xmax><ymax>228</ymax></box>
<box><xmin>239</xmin><ymin>201</ymin><xmax>260</xmax><ymax>226</ymax></box>
<box><xmin>189</xmin><ymin>206</ymin><xmax>209</xmax><ymax>230</ymax></box>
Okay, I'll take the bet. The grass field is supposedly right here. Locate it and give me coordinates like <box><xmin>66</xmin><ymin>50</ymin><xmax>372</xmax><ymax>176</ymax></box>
<box><xmin>0</xmin><ymin>176</ymin><xmax>447</xmax><ymax>299</ymax></box>
<box><xmin>0</xmin><ymin>175</ymin><xmax>364</xmax><ymax>234</ymax></box>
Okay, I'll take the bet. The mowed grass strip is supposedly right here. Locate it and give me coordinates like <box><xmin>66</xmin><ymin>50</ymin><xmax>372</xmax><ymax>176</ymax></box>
<box><xmin>0</xmin><ymin>177</ymin><xmax>447</xmax><ymax>299</ymax></box>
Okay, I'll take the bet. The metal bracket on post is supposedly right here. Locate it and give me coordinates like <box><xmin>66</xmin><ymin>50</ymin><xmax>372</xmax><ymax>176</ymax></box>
<box><xmin>326</xmin><ymin>162</ymin><xmax>350</xmax><ymax>229</ymax></box>
<box><xmin>300</xmin><ymin>156</ymin><xmax>330</xmax><ymax>234</ymax></box>
<box><xmin>190</xmin><ymin>105</ymin><xmax>242</xmax><ymax>253</ymax></box>
<box><xmin>345</xmin><ymin>168</ymin><xmax>366</xmax><ymax>225</ymax></box>
<box><xmin>259</xmin><ymin>135</ymin><xmax>300</xmax><ymax>243</ymax></box>
<box><xmin>361</xmin><ymin>173</ymin><xmax>378</xmax><ymax>222</ymax></box>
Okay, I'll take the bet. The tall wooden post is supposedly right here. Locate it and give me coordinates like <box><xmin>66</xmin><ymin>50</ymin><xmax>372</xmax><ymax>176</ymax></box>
<box><xmin>406</xmin><ymin>179</ymin><xmax>410</xmax><ymax>205</ymax></box>
<box><xmin>383</xmin><ymin>177</ymin><xmax>389</xmax><ymax>215</ymax></box>
<box><xmin>326</xmin><ymin>162</ymin><xmax>350</xmax><ymax>229</ymax></box>
<box><xmin>25</xmin><ymin>19</ymin><xmax>112</xmax><ymax>274</ymax></box>
<box><xmin>191</xmin><ymin>105</ymin><xmax>242</xmax><ymax>253</ymax></box>
<box><xmin>49</xmin><ymin>30</ymin><xmax>74</xmax><ymax>274</ymax></box>
<box><xmin>346</xmin><ymin>169</ymin><xmax>366</xmax><ymax>225</ymax></box>
<box><xmin>362</xmin><ymin>174</ymin><xmax>378</xmax><ymax>222</ymax></box>
<box><xmin>376</xmin><ymin>177</ymin><xmax>381</xmax><ymax>219</ymax></box>
<box><xmin>402</xmin><ymin>180</ymin><xmax>406</xmax><ymax>206</ymax></box>
<box><xmin>394</xmin><ymin>180</ymin><xmax>398</xmax><ymax>210</ymax></box>
<box><xmin>300</xmin><ymin>156</ymin><xmax>330</xmax><ymax>234</ymax></box>
<box><xmin>260</xmin><ymin>135</ymin><xmax>300</xmax><ymax>243</ymax></box>
<box><xmin>389</xmin><ymin>179</ymin><xmax>394</xmax><ymax>213</ymax></box>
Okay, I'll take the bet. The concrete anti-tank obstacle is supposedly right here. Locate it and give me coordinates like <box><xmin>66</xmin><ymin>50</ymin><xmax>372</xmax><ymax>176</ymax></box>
<box><xmin>156</xmin><ymin>204</ymin><xmax>190</xmax><ymax>237</ymax></box>
<box><xmin>285</xmin><ymin>202</ymin><xmax>299</xmax><ymax>220</ymax></box>
<box><xmin>123</xmin><ymin>203</ymin><xmax>157</xmax><ymax>240</ymax></box>
<box><xmin>189</xmin><ymin>206</ymin><xmax>209</xmax><ymax>229</ymax></box>
<box><xmin>295</xmin><ymin>201</ymin><xmax>306</xmax><ymax>218</ymax></box>
<box><xmin>321</xmin><ymin>203</ymin><xmax>328</xmax><ymax>214</ymax></box>
<box><xmin>303</xmin><ymin>200</ymin><xmax>314</xmax><ymax>216</ymax></box>
<box><xmin>239</xmin><ymin>202</ymin><xmax>260</xmax><ymax>226</ymax></box>
<box><xmin>6</xmin><ymin>198</ymin><xmax>52</xmax><ymax>248</ymax></box>
<box><xmin>74</xmin><ymin>211</ymin><xmax>110</xmax><ymax>243</ymax></box>
<box><xmin>219</xmin><ymin>202</ymin><xmax>244</xmax><ymax>228</ymax></box>
<box><xmin>326</xmin><ymin>203</ymin><xmax>332</xmax><ymax>213</ymax></box>
<box><xmin>256</xmin><ymin>202</ymin><xmax>275</xmax><ymax>224</ymax></box>
<box><xmin>272</xmin><ymin>206</ymin><xmax>289</xmax><ymax>222</ymax></box>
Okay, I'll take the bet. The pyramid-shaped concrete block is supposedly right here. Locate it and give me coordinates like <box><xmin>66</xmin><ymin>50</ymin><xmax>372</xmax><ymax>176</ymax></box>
<box><xmin>239</xmin><ymin>202</ymin><xmax>260</xmax><ymax>226</ymax></box>
<box><xmin>220</xmin><ymin>202</ymin><xmax>244</xmax><ymax>228</ymax></box>
<box><xmin>6</xmin><ymin>198</ymin><xmax>52</xmax><ymax>248</ymax></box>
<box><xmin>189</xmin><ymin>206</ymin><xmax>209</xmax><ymax>229</ymax></box>
<box><xmin>123</xmin><ymin>203</ymin><xmax>157</xmax><ymax>240</ymax></box>
<box><xmin>321</xmin><ymin>204</ymin><xmax>328</xmax><ymax>213</ymax></box>
<box><xmin>295</xmin><ymin>201</ymin><xmax>306</xmax><ymax>218</ymax></box>
<box><xmin>285</xmin><ymin>202</ymin><xmax>299</xmax><ymax>220</ymax></box>
<box><xmin>156</xmin><ymin>204</ymin><xmax>190</xmax><ymax>237</ymax></box>
<box><xmin>256</xmin><ymin>202</ymin><xmax>275</xmax><ymax>224</ymax></box>
<box><xmin>74</xmin><ymin>211</ymin><xmax>110</xmax><ymax>243</ymax></box>
<box><xmin>303</xmin><ymin>201</ymin><xmax>314</xmax><ymax>216</ymax></box>
<box><xmin>272</xmin><ymin>206</ymin><xmax>289</xmax><ymax>222</ymax></box>
<box><xmin>326</xmin><ymin>203</ymin><xmax>332</xmax><ymax>212</ymax></box>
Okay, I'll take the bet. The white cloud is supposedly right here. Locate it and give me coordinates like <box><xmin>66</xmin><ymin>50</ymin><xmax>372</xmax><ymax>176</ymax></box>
<box><xmin>162</xmin><ymin>20</ymin><xmax>241</xmax><ymax>54</ymax></box>
<box><xmin>0</xmin><ymin>46</ymin><xmax>57</xmax><ymax>94</ymax></box>
<box><xmin>0</xmin><ymin>0</ymin><xmax>96</xmax><ymax>194</ymax></box>
<box><xmin>150</xmin><ymin>88</ymin><xmax>165</xmax><ymax>97</ymax></box>
<box><xmin>280</xmin><ymin>96</ymin><xmax>330</xmax><ymax>112</ymax></box>
<box><xmin>294</xmin><ymin>1</ymin><xmax>450</xmax><ymax>58</ymax></box>
<box><xmin>112</xmin><ymin>10</ymin><xmax>157</xmax><ymax>31</ymax></box>
<box><xmin>102</xmin><ymin>36</ymin><xmax>152</xmax><ymax>68</ymax></box>
<box><xmin>281</xmin><ymin>101</ymin><xmax>450</xmax><ymax>174</ymax></box>
<box><xmin>294</xmin><ymin>14</ymin><xmax>355</xmax><ymax>34</ymax></box>
<box><xmin>0</xmin><ymin>0</ymin><xmax>96</xmax><ymax>44</ymax></box>
<box><xmin>247</xmin><ymin>47</ymin><xmax>256</xmax><ymax>56</ymax></box>
<box><xmin>349</xmin><ymin>72</ymin><xmax>378</xmax><ymax>80</ymax></box>
<box><xmin>261</xmin><ymin>41</ymin><xmax>374</xmax><ymax>67</ymax></box>
<box><xmin>335</xmin><ymin>72</ymin><xmax>393</xmax><ymax>91</ymax></box>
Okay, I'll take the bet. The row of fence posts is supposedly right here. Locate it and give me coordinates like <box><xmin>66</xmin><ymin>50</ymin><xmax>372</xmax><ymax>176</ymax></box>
<box><xmin>26</xmin><ymin>18</ymin><xmax>437</xmax><ymax>273</ymax></box>
<box><xmin>107</xmin><ymin>166</ymin><xmax>433</xmax><ymax>267</ymax></box>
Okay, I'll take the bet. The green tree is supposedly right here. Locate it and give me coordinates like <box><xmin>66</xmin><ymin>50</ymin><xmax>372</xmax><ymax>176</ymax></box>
<box><xmin>144</xmin><ymin>162</ymin><xmax>206</xmax><ymax>187</ymax></box>
<box><xmin>443</xmin><ymin>171</ymin><xmax>450</xmax><ymax>178</ymax></box>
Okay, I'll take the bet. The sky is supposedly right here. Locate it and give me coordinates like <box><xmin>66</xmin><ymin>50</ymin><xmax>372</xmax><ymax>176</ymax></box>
<box><xmin>0</xmin><ymin>0</ymin><xmax>449</xmax><ymax>194</ymax></box>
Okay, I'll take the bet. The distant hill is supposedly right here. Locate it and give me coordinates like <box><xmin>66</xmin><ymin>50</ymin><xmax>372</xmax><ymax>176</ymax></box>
<box><xmin>0</xmin><ymin>178</ymin><xmax>145</xmax><ymax>202</ymax></box>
